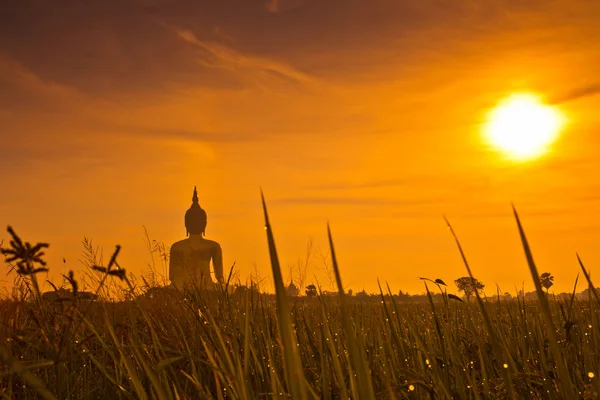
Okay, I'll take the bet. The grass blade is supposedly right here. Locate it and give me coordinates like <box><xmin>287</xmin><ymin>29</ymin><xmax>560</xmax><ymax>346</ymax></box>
<box><xmin>512</xmin><ymin>205</ymin><xmax>576</xmax><ymax>399</ymax></box>
<box><xmin>327</xmin><ymin>223</ymin><xmax>376</xmax><ymax>400</ymax></box>
<box><xmin>444</xmin><ymin>216</ymin><xmax>516</xmax><ymax>400</ymax></box>
<box><xmin>0</xmin><ymin>346</ymin><xmax>57</xmax><ymax>400</ymax></box>
<box><xmin>261</xmin><ymin>191</ymin><xmax>308</xmax><ymax>400</ymax></box>
<box><xmin>576</xmin><ymin>254</ymin><xmax>600</xmax><ymax>304</ymax></box>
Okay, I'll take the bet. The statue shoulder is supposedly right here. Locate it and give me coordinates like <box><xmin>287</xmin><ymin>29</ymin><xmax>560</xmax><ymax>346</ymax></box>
<box><xmin>204</xmin><ymin>239</ymin><xmax>221</xmax><ymax>249</ymax></box>
<box><xmin>170</xmin><ymin>239</ymin><xmax>189</xmax><ymax>252</ymax></box>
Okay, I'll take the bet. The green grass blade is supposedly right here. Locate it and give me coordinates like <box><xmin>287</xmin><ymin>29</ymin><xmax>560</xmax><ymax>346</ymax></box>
<box><xmin>576</xmin><ymin>254</ymin><xmax>600</xmax><ymax>304</ymax></box>
<box><xmin>444</xmin><ymin>216</ymin><xmax>516</xmax><ymax>400</ymax></box>
<box><xmin>260</xmin><ymin>191</ymin><xmax>308</xmax><ymax>400</ymax></box>
<box><xmin>316</xmin><ymin>295</ymin><xmax>350</xmax><ymax>399</ymax></box>
<box><xmin>327</xmin><ymin>223</ymin><xmax>376</xmax><ymax>400</ymax></box>
<box><xmin>512</xmin><ymin>205</ymin><xmax>576</xmax><ymax>399</ymax></box>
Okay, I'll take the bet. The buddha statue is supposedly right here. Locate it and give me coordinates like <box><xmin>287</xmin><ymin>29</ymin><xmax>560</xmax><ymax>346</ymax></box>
<box><xmin>169</xmin><ymin>187</ymin><xmax>224</xmax><ymax>290</ymax></box>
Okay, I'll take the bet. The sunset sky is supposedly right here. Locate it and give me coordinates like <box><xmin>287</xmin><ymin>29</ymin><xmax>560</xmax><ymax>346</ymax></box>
<box><xmin>2</xmin><ymin>0</ymin><xmax>600</xmax><ymax>295</ymax></box>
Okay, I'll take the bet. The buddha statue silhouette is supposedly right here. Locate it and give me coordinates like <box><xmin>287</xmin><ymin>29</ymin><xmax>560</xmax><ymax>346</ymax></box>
<box><xmin>169</xmin><ymin>187</ymin><xmax>224</xmax><ymax>290</ymax></box>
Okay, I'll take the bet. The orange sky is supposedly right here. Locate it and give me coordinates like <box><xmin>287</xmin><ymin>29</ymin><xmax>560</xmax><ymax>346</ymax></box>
<box><xmin>2</xmin><ymin>0</ymin><xmax>600</xmax><ymax>295</ymax></box>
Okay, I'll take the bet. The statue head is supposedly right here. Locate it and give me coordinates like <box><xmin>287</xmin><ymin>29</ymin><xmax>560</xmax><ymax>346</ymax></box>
<box><xmin>185</xmin><ymin>186</ymin><xmax>207</xmax><ymax>236</ymax></box>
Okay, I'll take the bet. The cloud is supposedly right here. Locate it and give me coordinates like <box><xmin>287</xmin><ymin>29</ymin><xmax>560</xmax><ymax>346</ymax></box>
<box><xmin>302</xmin><ymin>173</ymin><xmax>497</xmax><ymax>195</ymax></box>
<box><xmin>0</xmin><ymin>1</ymin><xmax>242</xmax><ymax>96</ymax></box>
<box><xmin>169</xmin><ymin>24</ymin><xmax>312</xmax><ymax>87</ymax></box>
<box><xmin>0</xmin><ymin>56</ymin><xmax>86</xmax><ymax>111</ymax></box>
<box><xmin>304</xmin><ymin>177</ymin><xmax>444</xmax><ymax>191</ymax></box>
<box><xmin>264</xmin><ymin>0</ymin><xmax>305</xmax><ymax>13</ymax></box>
<box><xmin>272</xmin><ymin>195</ymin><xmax>443</xmax><ymax>207</ymax></box>
<box><xmin>550</xmin><ymin>83</ymin><xmax>600</xmax><ymax>104</ymax></box>
<box><xmin>98</xmin><ymin>124</ymin><xmax>258</xmax><ymax>144</ymax></box>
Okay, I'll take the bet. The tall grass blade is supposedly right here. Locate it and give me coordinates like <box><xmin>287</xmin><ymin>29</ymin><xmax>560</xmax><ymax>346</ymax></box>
<box><xmin>327</xmin><ymin>223</ymin><xmax>376</xmax><ymax>400</ymax></box>
<box><xmin>444</xmin><ymin>216</ymin><xmax>516</xmax><ymax>400</ymax></box>
<box><xmin>260</xmin><ymin>191</ymin><xmax>308</xmax><ymax>400</ymax></box>
<box><xmin>576</xmin><ymin>254</ymin><xmax>600</xmax><ymax>304</ymax></box>
<box><xmin>512</xmin><ymin>205</ymin><xmax>576</xmax><ymax>399</ymax></box>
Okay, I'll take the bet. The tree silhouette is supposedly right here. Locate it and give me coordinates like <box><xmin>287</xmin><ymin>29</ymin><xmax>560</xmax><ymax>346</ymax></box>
<box><xmin>454</xmin><ymin>277</ymin><xmax>485</xmax><ymax>301</ymax></box>
<box><xmin>539</xmin><ymin>272</ymin><xmax>554</xmax><ymax>293</ymax></box>
<box><xmin>305</xmin><ymin>284</ymin><xmax>317</xmax><ymax>298</ymax></box>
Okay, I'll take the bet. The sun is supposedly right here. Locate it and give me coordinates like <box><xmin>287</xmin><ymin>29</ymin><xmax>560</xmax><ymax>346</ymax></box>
<box><xmin>484</xmin><ymin>93</ymin><xmax>564</xmax><ymax>161</ymax></box>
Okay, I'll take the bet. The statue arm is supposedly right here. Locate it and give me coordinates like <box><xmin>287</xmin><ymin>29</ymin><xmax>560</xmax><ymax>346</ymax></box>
<box><xmin>212</xmin><ymin>244</ymin><xmax>224</xmax><ymax>284</ymax></box>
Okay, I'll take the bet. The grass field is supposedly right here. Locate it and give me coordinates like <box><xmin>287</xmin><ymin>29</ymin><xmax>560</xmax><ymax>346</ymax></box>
<box><xmin>0</xmin><ymin>202</ymin><xmax>599</xmax><ymax>399</ymax></box>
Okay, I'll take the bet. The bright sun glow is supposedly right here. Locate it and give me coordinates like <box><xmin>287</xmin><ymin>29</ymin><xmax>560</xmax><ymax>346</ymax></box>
<box><xmin>484</xmin><ymin>93</ymin><xmax>564</xmax><ymax>161</ymax></box>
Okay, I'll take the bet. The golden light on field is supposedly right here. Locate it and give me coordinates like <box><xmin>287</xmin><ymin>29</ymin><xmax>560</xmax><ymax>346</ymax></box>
<box><xmin>484</xmin><ymin>93</ymin><xmax>564</xmax><ymax>161</ymax></box>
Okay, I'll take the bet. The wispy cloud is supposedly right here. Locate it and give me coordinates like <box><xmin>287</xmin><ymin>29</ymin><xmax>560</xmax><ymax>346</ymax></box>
<box><xmin>550</xmin><ymin>83</ymin><xmax>600</xmax><ymax>104</ymax></box>
<box><xmin>264</xmin><ymin>0</ymin><xmax>305</xmax><ymax>13</ymax></box>
<box><xmin>0</xmin><ymin>56</ymin><xmax>85</xmax><ymax>111</ymax></box>
<box><xmin>98</xmin><ymin>124</ymin><xmax>258</xmax><ymax>144</ymax></box>
<box><xmin>303</xmin><ymin>173</ymin><xmax>496</xmax><ymax>194</ymax></box>
<box><xmin>304</xmin><ymin>177</ymin><xmax>446</xmax><ymax>191</ymax></box>
<box><xmin>168</xmin><ymin>24</ymin><xmax>312</xmax><ymax>86</ymax></box>
<box><xmin>272</xmin><ymin>195</ymin><xmax>444</xmax><ymax>207</ymax></box>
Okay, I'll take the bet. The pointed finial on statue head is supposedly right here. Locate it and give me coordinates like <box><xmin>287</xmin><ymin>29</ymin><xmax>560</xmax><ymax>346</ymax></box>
<box><xmin>192</xmin><ymin>186</ymin><xmax>199</xmax><ymax>205</ymax></box>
